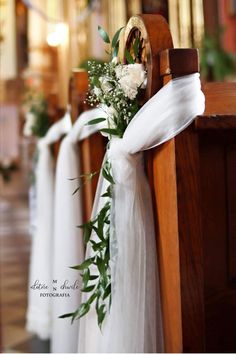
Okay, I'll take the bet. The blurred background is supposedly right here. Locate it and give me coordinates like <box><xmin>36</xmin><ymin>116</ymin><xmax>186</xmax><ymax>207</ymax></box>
<box><xmin>0</xmin><ymin>0</ymin><xmax>235</xmax><ymax>353</ymax></box>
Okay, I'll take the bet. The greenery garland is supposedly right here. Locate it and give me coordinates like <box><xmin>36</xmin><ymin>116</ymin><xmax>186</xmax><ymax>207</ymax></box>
<box><xmin>60</xmin><ymin>26</ymin><xmax>146</xmax><ymax>328</ymax></box>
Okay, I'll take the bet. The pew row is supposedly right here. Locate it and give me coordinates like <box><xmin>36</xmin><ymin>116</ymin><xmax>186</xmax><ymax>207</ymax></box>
<box><xmin>125</xmin><ymin>14</ymin><xmax>236</xmax><ymax>353</ymax></box>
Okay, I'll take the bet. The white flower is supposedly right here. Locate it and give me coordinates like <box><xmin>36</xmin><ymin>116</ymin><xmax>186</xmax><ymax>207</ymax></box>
<box><xmin>118</xmin><ymin>76</ymin><xmax>138</xmax><ymax>100</ymax></box>
<box><xmin>126</xmin><ymin>64</ymin><xmax>146</xmax><ymax>86</ymax></box>
<box><xmin>93</xmin><ymin>86</ymin><xmax>101</xmax><ymax>97</ymax></box>
<box><xmin>23</xmin><ymin>112</ymin><xmax>36</xmax><ymax>137</ymax></box>
<box><xmin>114</xmin><ymin>65</ymin><xmax>123</xmax><ymax>79</ymax></box>
<box><xmin>99</xmin><ymin>77</ymin><xmax>112</xmax><ymax>93</ymax></box>
<box><xmin>116</xmin><ymin>63</ymin><xmax>146</xmax><ymax>100</ymax></box>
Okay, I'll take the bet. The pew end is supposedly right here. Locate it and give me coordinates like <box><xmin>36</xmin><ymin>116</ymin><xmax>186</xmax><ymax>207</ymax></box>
<box><xmin>125</xmin><ymin>14</ymin><xmax>236</xmax><ymax>353</ymax></box>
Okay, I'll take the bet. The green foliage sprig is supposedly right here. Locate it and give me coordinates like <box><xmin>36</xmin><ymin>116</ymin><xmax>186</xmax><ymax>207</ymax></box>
<box><xmin>60</xmin><ymin>26</ymin><xmax>145</xmax><ymax>329</ymax></box>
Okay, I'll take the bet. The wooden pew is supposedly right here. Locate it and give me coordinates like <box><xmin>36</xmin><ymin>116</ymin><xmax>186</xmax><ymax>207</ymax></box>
<box><xmin>47</xmin><ymin>93</ymin><xmax>65</xmax><ymax>159</ymax></box>
<box><xmin>69</xmin><ymin>69</ymin><xmax>106</xmax><ymax>223</ymax></box>
<box><xmin>124</xmin><ymin>14</ymin><xmax>236</xmax><ymax>353</ymax></box>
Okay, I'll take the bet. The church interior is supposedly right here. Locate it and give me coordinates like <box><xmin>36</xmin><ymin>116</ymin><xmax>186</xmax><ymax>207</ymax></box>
<box><xmin>0</xmin><ymin>0</ymin><xmax>236</xmax><ymax>353</ymax></box>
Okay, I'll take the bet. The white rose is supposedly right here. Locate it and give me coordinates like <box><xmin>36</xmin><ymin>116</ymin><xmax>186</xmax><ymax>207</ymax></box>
<box><xmin>115</xmin><ymin>65</ymin><xmax>123</xmax><ymax>79</ymax></box>
<box><xmin>99</xmin><ymin>77</ymin><xmax>113</xmax><ymax>93</ymax></box>
<box><xmin>126</xmin><ymin>63</ymin><xmax>146</xmax><ymax>88</ymax></box>
<box><xmin>117</xmin><ymin>63</ymin><xmax>146</xmax><ymax>99</ymax></box>
<box><xmin>118</xmin><ymin>76</ymin><xmax>138</xmax><ymax>100</ymax></box>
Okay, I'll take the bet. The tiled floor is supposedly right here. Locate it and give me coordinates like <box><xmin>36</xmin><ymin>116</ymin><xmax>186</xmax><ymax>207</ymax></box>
<box><xmin>0</xmin><ymin>171</ymin><xmax>50</xmax><ymax>353</ymax></box>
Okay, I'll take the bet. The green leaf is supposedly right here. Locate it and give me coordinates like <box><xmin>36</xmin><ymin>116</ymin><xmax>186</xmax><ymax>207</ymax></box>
<box><xmin>125</xmin><ymin>48</ymin><xmax>135</xmax><ymax>64</ymax></box>
<box><xmin>101</xmin><ymin>185</ymin><xmax>112</xmax><ymax>198</ymax></box>
<box><xmin>112</xmin><ymin>42</ymin><xmax>119</xmax><ymax>58</ymax></box>
<box><xmin>58</xmin><ymin>312</ymin><xmax>74</xmax><ymax>319</ymax></box>
<box><xmin>87</xmin><ymin>292</ymin><xmax>97</xmax><ymax>305</ymax></box>
<box><xmin>93</xmin><ymin>226</ymin><xmax>105</xmax><ymax>242</ymax></box>
<box><xmin>68</xmin><ymin>176</ymin><xmax>80</xmax><ymax>181</ymax></box>
<box><xmin>89</xmin><ymin>274</ymin><xmax>99</xmax><ymax>280</ymax></box>
<box><xmin>71</xmin><ymin>309</ymin><xmax>80</xmax><ymax>323</ymax></box>
<box><xmin>91</xmin><ymin>76</ymin><xmax>100</xmax><ymax>87</ymax></box>
<box><xmin>82</xmin><ymin>284</ymin><xmax>96</xmax><ymax>292</ymax></box>
<box><xmin>102</xmin><ymin>167</ymin><xmax>114</xmax><ymax>185</ymax></box>
<box><xmin>96</xmin><ymin>256</ymin><xmax>106</xmax><ymax>276</ymax></box>
<box><xmin>133</xmin><ymin>37</ymin><xmax>140</xmax><ymax>58</ymax></box>
<box><xmin>70</xmin><ymin>257</ymin><xmax>94</xmax><ymax>271</ymax></box>
<box><xmin>100</xmin><ymin>128</ymin><xmax>120</xmax><ymax>136</ymax></box>
<box><xmin>86</xmin><ymin>117</ymin><xmax>106</xmax><ymax>126</ymax></box>
<box><xmin>82</xmin><ymin>222</ymin><xmax>93</xmax><ymax>243</ymax></box>
<box><xmin>111</xmin><ymin>27</ymin><xmax>124</xmax><ymax>48</ymax></box>
<box><xmin>97</xmin><ymin>304</ymin><xmax>106</xmax><ymax>328</ymax></box>
<box><xmin>83</xmin><ymin>268</ymin><xmax>90</xmax><ymax>287</ymax></box>
<box><xmin>98</xmin><ymin>25</ymin><xmax>110</xmax><ymax>43</ymax></box>
<box><xmin>72</xmin><ymin>186</ymin><xmax>81</xmax><ymax>195</ymax></box>
<box><xmin>103</xmin><ymin>284</ymin><xmax>111</xmax><ymax>300</ymax></box>
<box><xmin>92</xmin><ymin>241</ymin><xmax>104</xmax><ymax>251</ymax></box>
<box><xmin>77</xmin><ymin>302</ymin><xmax>90</xmax><ymax>318</ymax></box>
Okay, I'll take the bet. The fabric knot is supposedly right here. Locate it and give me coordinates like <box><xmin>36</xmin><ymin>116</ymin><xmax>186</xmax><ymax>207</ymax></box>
<box><xmin>108</xmin><ymin>138</ymin><xmax>143</xmax><ymax>186</ymax></box>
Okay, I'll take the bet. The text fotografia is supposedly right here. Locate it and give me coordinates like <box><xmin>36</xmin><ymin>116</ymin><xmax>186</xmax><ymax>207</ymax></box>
<box><xmin>30</xmin><ymin>279</ymin><xmax>81</xmax><ymax>298</ymax></box>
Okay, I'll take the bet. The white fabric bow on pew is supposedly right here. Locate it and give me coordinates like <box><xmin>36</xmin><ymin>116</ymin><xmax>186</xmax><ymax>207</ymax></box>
<box><xmin>26</xmin><ymin>112</ymin><xmax>72</xmax><ymax>339</ymax></box>
<box><xmin>78</xmin><ymin>73</ymin><xmax>205</xmax><ymax>353</ymax></box>
<box><xmin>51</xmin><ymin>108</ymin><xmax>105</xmax><ymax>353</ymax></box>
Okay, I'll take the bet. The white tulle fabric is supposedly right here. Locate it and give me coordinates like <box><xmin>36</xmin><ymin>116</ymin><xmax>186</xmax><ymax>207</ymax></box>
<box><xmin>51</xmin><ymin>108</ymin><xmax>105</xmax><ymax>353</ymax></box>
<box><xmin>26</xmin><ymin>112</ymin><xmax>72</xmax><ymax>339</ymax></box>
<box><xmin>78</xmin><ymin>73</ymin><xmax>205</xmax><ymax>353</ymax></box>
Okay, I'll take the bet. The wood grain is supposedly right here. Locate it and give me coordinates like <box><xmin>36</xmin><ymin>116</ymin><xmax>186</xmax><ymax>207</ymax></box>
<box><xmin>199</xmin><ymin>131</ymin><xmax>236</xmax><ymax>352</ymax></box>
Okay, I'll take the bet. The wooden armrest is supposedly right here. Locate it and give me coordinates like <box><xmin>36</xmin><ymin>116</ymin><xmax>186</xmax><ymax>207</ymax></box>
<box><xmin>159</xmin><ymin>48</ymin><xmax>199</xmax><ymax>84</ymax></box>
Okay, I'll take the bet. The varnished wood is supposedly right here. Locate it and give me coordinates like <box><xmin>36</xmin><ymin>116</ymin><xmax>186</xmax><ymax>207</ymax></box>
<box><xmin>201</xmin><ymin>82</ymin><xmax>236</xmax><ymax>116</ymax></box>
<box><xmin>125</xmin><ymin>12</ymin><xmax>236</xmax><ymax>354</ymax></box>
<box><xmin>160</xmin><ymin>49</ymin><xmax>199</xmax><ymax>78</ymax></box>
<box><xmin>124</xmin><ymin>16</ymin><xmax>184</xmax><ymax>352</ymax></box>
<box><xmin>71</xmin><ymin>69</ymin><xmax>89</xmax><ymax>123</ymax></box>
<box><xmin>151</xmin><ymin>141</ymin><xmax>183</xmax><ymax>352</ymax></box>
<box><xmin>124</xmin><ymin>14</ymin><xmax>173</xmax><ymax>101</ymax></box>
<box><xmin>195</xmin><ymin>82</ymin><xmax>236</xmax><ymax>130</ymax></box>
<box><xmin>79</xmin><ymin>135</ymin><xmax>105</xmax><ymax>222</ymax></box>
<box><xmin>47</xmin><ymin>93</ymin><xmax>65</xmax><ymax>160</ymax></box>
<box><xmin>69</xmin><ymin>70</ymin><xmax>106</xmax><ymax>222</ymax></box>
<box><xmin>195</xmin><ymin>115</ymin><xmax>236</xmax><ymax>130</ymax></box>
<box><xmin>174</xmin><ymin>127</ymin><xmax>205</xmax><ymax>352</ymax></box>
<box><xmin>199</xmin><ymin>131</ymin><xmax>236</xmax><ymax>352</ymax></box>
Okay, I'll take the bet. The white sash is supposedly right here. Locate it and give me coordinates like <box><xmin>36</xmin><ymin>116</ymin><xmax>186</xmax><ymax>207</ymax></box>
<box><xmin>51</xmin><ymin>108</ymin><xmax>105</xmax><ymax>353</ymax></box>
<box><xmin>78</xmin><ymin>73</ymin><xmax>205</xmax><ymax>352</ymax></box>
<box><xmin>26</xmin><ymin>112</ymin><xmax>72</xmax><ymax>339</ymax></box>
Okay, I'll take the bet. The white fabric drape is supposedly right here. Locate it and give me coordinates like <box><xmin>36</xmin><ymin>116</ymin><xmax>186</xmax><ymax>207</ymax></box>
<box><xmin>26</xmin><ymin>112</ymin><xmax>72</xmax><ymax>339</ymax></box>
<box><xmin>78</xmin><ymin>73</ymin><xmax>205</xmax><ymax>353</ymax></box>
<box><xmin>51</xmin><ymin>108</ymin><xmax>105</xmax><ymax>353</ymax></box>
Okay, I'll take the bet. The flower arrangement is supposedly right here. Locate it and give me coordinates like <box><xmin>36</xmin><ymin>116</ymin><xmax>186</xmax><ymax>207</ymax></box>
<box><xmin>60</xmin><ymin>26</ymin><xmax>146</xmax><ymax>328</ymax></box>
<box><xmin>23</xmin><ymin>90</ymin><xmax>50</xmax><ymax>138</ymax></box>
